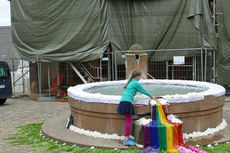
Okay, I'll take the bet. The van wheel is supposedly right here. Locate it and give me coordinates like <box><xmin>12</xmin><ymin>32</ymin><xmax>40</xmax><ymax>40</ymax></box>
<box><xmin>0</xmin><ymin>99</ymin><xmax>6</xmax><ymax>105</ymax></box>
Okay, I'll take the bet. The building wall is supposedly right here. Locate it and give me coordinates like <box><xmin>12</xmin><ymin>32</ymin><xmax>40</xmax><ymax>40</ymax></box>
<box><xmin>0</xmin><ymin>26</ymin><xmax>19</xmax><ymax>70</ymax></box>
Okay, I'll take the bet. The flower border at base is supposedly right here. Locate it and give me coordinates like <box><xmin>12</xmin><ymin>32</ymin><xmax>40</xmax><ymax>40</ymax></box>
<box><xmin>69</xmin><ymin>118</ymin><xmax>227</xmax><ymax>143</ymax></box>
<box><xmin>183</xmin><ymin>119</ymin><xmax>228</xmax><ymax>140</ymax></box>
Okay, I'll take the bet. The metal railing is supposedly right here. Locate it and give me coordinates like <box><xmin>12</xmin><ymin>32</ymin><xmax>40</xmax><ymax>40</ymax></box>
<box><xmin>8</xmin><ymin>48</ymin><xmax>216</xmax><ymax>101</ymax></box>
<box><xmin>80</xmin><ymin>62</ymin><xmax>102</xmax><ymax>80</ymax></box>
<box><xmin>113</xmin><ymin>48</ymin><xmax>216</xmax><ymax>82</ymax></box>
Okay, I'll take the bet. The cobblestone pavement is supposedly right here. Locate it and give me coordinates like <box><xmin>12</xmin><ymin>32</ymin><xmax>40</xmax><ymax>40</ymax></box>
<box><xmin>0</xmin><ymin>98</ymin><xmax>70</xmax><ymax>153</ymax></box>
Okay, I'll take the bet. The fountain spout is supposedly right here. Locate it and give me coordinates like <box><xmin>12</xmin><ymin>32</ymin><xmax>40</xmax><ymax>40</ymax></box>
<box><xmin>126</xmin><ymin>44</ymin><xmax>148</xmax><ymax>79</ymax></box>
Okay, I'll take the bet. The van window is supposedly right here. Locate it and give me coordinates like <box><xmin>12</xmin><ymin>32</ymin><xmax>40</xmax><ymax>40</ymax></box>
<box><xmin>0</xmin><ymin>64</ymin><xmax>9</xmax><ymax>78</ymax></box>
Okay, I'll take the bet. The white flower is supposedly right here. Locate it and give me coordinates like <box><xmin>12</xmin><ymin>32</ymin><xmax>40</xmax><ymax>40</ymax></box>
<box><xmin>50</xmin><ymin>139</ymin><xmax>53</xmax><ymax>142</ymax></box>
<box><xmin>114</xmin><ymin>148</ymin><xmax>118</xmax><ymax>150</ymax></box>
<box><xmin>183</xmin><ymin>133</ymin><xmax>189</xmax><ymax>140</ymax></box>
<box><xmin>73</xmin><ymin>144</ymin><xmax>76</xmax><ymax>147</ymax></box>
<box><xmin>188</xmin><ymin>134</ymin><xmax>193</xmax><ymax>138</ymax></box>
<box><xmin>90</xmin><ymin>146</ymin><xmax>95</xmax><ymax>149</ymax></box>
<box><xmin>42</xmin><ymin>136</ymin><xmax>45</xmax><ymax>138</ymax></box>
<box><xmin>62</xmin><ymin>143</ymin><xmax>66</xmax><ymax>145</ymax></box>
<box><xmin>135</xmin><ymin>118</ymin><xmax>151</xmax><ymax>126</ymax></box>
<box><xmin>195</xmin><ymin>145</ymin><xmax>199</xmax><ymax>147</ymax></box>
<box><xmin>136</xmin><ymin>144</ymin><xmax>144</xmax><ymax>148</ymax></box>
<box><xmin>158</xmin><ymin>98</ymin><xmax>169</xmax><ymax>105</ymax></box>
<box><xmin>150</xmin><ymin>100</ymin><xmax>156</xmax><ymax>106</ymax></box>
<box><xmin>226</xmin><ymin>142</ymin><xmax>230</xmax><ymax>144</ymax></box>
<box><xmin>191</xmin><ymin>132</ymin><xmax>200</xmax><ymax>138</ymax></box>
<box><xmin>167</xmin><ymin>114</ymin><xmax>183</xmax><ymax>124</ymax></box>
<box><xmin>207</xmin><ymin>144</ymin><xmax>212</xmax><ymax>147</ymax></box>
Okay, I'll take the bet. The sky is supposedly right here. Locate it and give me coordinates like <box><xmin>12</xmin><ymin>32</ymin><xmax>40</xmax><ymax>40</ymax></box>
<box><xmin>0</xmin><ymin>0</ymin><xmax>10</xmax><ymax>26</ymax></box>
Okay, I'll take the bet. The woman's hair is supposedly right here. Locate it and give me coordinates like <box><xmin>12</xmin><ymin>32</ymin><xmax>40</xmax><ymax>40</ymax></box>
<box><xmin>124</xmin><ymin>70</ymin><xmax>142</xmax><ymax>89</ymax></box>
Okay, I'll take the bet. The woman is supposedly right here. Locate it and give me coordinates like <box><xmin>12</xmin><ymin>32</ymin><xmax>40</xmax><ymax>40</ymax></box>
<box><xmin>117</xmin><ymin>70</ymin><xmax>156</xmax><ymax>146</ymax></box>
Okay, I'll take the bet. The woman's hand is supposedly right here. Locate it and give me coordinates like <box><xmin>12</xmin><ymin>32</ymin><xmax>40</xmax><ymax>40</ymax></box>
<box><xmin>152</xmin><ymin>96</ymin><xmax>156</xmax><ymax>100</ymax></box>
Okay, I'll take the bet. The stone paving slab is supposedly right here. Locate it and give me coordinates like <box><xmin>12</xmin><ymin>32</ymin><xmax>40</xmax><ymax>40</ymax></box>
<box><xmin>225</xmin><ymin>96</ymin><xmax>230</xmax><ymax>102</ymax></box>
<box><xmin>0</xmin><ymin>98</ymin><xmax>69</xmax><ymax>153</ymax></box>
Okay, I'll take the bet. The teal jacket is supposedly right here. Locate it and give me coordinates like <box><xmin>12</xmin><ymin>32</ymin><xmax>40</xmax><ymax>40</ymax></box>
<box><xmin>120</xmin><ymin>78</ymin><xmax>152</xmax><ymax>103</ymax></box>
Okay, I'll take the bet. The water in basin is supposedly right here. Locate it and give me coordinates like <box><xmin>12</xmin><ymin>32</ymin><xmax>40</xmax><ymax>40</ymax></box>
<box><xmin>85</xmin><ymin>83</ymin><xmax>205</xmax><ymax>97</ymax></box>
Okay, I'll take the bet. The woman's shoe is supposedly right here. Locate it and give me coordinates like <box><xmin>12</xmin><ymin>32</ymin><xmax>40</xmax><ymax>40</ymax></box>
<box><xmin>123</xmin><ymin>139</ymin><xmax>137</xmax><ymax>146</ymax></box>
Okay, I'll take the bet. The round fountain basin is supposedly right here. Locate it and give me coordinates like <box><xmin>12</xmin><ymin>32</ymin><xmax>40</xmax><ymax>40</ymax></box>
<box><xmin>68</xmin><ymin>80</ymin><xmax>225</xmax><ymax>135</ymax></box>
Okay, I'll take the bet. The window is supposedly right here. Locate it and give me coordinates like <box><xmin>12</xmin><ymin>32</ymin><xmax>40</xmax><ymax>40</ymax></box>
<box><xmin>0</xmin><ymin>65</ymin><xmax>9</xmax><ymax>78</ymax></box>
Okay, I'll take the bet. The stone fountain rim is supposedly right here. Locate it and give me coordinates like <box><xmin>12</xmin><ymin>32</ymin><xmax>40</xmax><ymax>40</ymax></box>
<box><xmin>67</xmin><ymin>79</ymin><xmax>226</xmax><ymax>105</ymax></box>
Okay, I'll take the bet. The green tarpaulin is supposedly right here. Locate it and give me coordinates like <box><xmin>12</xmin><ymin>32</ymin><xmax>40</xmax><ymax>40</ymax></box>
<box><xmin>109</xmin><ymin>0</ymin><xmax>215</xmax><ymax>51</ymax></box>
<box><xmin>9</xmin><ymin>0</ymin><xmax>109</xmax><ymax>62</ymax></box>
<box><xmin>216</xmin><ymin>0</ymin><xmax>230</xmax><ymax>85</ymax></box>
<box><xmin>9</xmin><ymin>0</ymin><xmax>216</xmax><ymax>62</ymax></box>
<box><xmin>108</xmin><ymin>0</ymin><xmax>216</xmax><ymax>61</ymax></box>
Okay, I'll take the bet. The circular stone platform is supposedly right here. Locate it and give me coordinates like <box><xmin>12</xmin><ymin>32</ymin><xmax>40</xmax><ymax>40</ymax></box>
<box><xmin>41</xmin><ymin>104</ymin><xmax>230</xmax><ymax>149</ymax></box>
<box><xmin>41</xmin><ymin>111</ymin><xmax>130</xmax><ymax>149</ymax></box>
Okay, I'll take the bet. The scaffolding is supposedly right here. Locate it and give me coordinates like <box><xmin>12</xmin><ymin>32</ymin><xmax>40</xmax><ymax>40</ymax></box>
<box><xmin>11</xmin><ymin>59</ymin><xmax>30</xmax><ymax>97</ymax></box>
<box><xmin>18</xmin><ymin>52</ymin><xmax>113</xmax><ymax>101</ymax></box>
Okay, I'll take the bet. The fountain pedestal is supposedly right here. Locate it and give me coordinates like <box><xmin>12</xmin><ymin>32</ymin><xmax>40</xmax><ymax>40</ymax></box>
<box><xmin>126</xmin><ymin>52</ymin><xmax>148</xmax><ymax>79</ymax></box>
<box><xmin>67</xmin><ymin>79</ymin><xmax>226</xmax><ymax>146</ymax></box>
